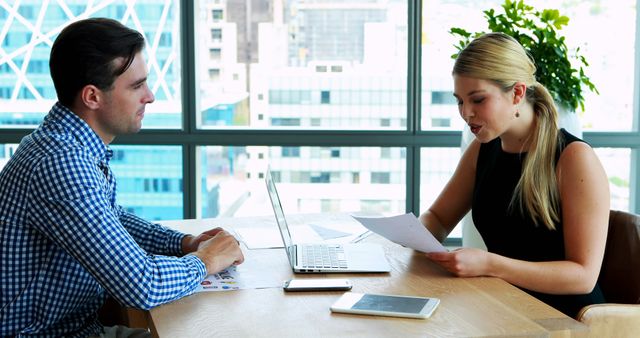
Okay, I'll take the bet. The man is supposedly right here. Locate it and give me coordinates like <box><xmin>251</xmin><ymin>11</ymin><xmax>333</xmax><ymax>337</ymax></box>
<box><xmin>0</xmin><ymin>18</ymin><xmax>244</xmax><ymax>337</ymax></box>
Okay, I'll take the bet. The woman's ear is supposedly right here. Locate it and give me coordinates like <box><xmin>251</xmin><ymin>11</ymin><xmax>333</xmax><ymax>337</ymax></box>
<box><xmin>512</xmin><ymin>82</ymin><xmax>527</xmax><ymax>105</ymax></box>
<box><xmin>79</xmin><ymin>85</ymin><xmax>102</xmax><ymax>110</ymax></box>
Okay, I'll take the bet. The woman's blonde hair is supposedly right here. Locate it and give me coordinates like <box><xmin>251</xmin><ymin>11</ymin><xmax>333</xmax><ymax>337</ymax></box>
<box><xmin>453</xmin><ymin>32</ymin><xmax>561</xmax><ymax>230</ymax></box>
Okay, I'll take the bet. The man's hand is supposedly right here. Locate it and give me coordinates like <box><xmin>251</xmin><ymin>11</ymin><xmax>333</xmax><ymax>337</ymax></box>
<box><xmin>181</xmin><ymin>227</ymin><xmax>226</xmax><ymax>254</ymax></box>
<box><xmin>191</xmin><ymin>230</ymin><xmax>244</xmax><ymax>274</ymax></box>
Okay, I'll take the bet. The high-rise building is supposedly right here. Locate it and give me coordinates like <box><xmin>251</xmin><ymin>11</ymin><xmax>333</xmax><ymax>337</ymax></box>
<box><xmin>0</xmin><ymin>1</ymin><xmax>185</xmax><ymax>220</ymax></box>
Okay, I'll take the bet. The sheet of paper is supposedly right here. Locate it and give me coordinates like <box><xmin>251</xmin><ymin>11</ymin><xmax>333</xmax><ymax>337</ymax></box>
<box><xmin>235</xmin><ymin>226</ymin><xmax>319</xmax><ymax>249</ymax></box>
<box><xmin>236</xmin><ymin>227</ymin><xmax>283</xmax><ymax>249</ymax></box>
<box><xmin>236</xmin><ymin>221</ymin><xmax>370</xmax><ymax>249</ymax></box>
<box><xmin>304</xmin><ymin>219</ymin><xmax>370</xmax><ymax>244</ymax></box>
<box><xmin>195</xmin><ymin>265</ymin><xmax>282</xmax><ymax>292</ymax></box>
<box><xmin>307</xmin><ymin>223</ymin><xmax>351</xmax><ymax>240</ymax></box>
<box><xmin>352</xmin><ymin>213</ymin><xmax>447</xmax><ymax>253</ymax></box>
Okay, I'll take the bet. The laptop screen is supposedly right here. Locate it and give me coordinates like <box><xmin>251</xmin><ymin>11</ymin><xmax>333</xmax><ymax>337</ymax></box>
<box><xmin>265</xmin><ymin>169</ymin><xmax>296</xmax><ymax>267</ymax></box>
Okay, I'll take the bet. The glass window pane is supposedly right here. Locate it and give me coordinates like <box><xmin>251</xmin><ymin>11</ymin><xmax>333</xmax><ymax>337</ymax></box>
<box><xmin>421</xmin><ymin>0</ymin><xmax>636</xmax><ymax>132</ymax></box>
<box><xmin>595</xmin><ymin>148</ymin><xmax>631</xmax><ymax>211</ymax></box>
<box><xmin>195</xmin><ymin>1</ymin><xmax>408</xmax><ymax>130</ymax></box>
<box><xmin>110</xmin><ymin>145</ymin><xmax>183</xmax><ymax>221</ymax></box>
<box><xmin>0</xmin><ymin>144</ymin><xmax>19</xmax><ymax>170</ymax></box>
<box><xmin>0</xmin><ymin>1</ymin><xmax>181</xmax><ymax>129</ymax></box>
<box><xmin>0</xmin><ymin>144</ymin><xmax>182</xmax><ymax>221</ymax></box>
<box><xmin>420</xmin><ymin>147</ymin><xmax>462</xmax><ymax>238</ymax></box>
<box><xmin>199</xmin><ymin>146</ymin><xmax>406</xmax><ymax>218</ymax></box>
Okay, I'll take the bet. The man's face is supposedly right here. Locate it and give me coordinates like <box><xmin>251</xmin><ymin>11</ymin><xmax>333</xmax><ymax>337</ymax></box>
<box><xmin>95</xmin><ymin>52</ymin><xmax>154</xmax><ymax>141</ymax></box>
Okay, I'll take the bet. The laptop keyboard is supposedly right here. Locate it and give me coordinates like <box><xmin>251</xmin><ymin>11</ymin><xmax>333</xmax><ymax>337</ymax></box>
<box><xmin>300</xmin><ymin>244</ymin><xmax>348</xmax><ymax>269</ymax></box>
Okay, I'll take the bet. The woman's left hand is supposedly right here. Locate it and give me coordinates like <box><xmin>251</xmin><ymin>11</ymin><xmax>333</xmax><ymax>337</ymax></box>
<box><xmin>426</xmin><ymin>248</ymin><xmax>492</xmax><ymax>277</ymax></box>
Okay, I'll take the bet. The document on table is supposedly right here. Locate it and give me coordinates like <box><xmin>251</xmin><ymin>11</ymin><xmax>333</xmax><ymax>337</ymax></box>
<box><xmin>195</xmin><ymin>266</ymin><xmax>281</xmax><ymax>293</ymax></box>
<box><xmin>352</xmin><ymin>213</ymin><xmax>447</xmax><ymax>253</ymax></box>
<box><xmin>236</xmin><ymin>222</ymin><xmax>369</xmax><ymax>249</ymax></box>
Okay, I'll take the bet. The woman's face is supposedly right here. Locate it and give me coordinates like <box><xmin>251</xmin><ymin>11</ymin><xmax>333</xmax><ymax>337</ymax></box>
<box><xmin>453</xmin><ymin>75</ymin><xmax>517</xmax><ymax>143</ymax></box>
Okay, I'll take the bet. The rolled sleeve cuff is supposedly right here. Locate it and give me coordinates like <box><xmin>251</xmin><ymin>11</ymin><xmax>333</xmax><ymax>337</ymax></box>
<box><xmin>170</xmin><ymin>232</ymin><xmax>188</xmax><ymax>256</ymax></box>
<box><xmin>184</xmin><ymin>254</ymin><xmax>208</xmax><ymax>280</ymax></box>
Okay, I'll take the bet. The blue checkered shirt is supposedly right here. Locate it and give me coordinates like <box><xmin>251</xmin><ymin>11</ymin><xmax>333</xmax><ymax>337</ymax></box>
<box><xmin>0</xmin><ymin>103</ymin><xmax>207</xmax><ymax>337</ymax></box>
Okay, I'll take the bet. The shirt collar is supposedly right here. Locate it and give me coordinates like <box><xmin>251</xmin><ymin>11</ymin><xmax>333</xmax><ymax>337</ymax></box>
<box><xmin>47</xmin><ymin>102</ymin><xmax>112</xmax><ymax>162</ymax></box>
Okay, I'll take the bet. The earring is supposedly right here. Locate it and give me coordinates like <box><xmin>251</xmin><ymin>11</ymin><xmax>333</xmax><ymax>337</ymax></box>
<box><xmin>515</xmin><ymin>109</ymin><xmax>520</xmax><ymax>118</ymax></box>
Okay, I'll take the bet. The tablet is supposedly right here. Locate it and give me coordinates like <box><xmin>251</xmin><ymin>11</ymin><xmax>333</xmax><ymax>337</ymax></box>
<box><xmin>330</xmin><ymin>292</ymin><xmax>440</xmax><ymax>319</ymax></box>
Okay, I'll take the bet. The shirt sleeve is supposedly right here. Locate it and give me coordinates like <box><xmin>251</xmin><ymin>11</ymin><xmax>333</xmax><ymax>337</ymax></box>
<box><xmin>27</xmin><ymin>151</ymin><xmax>207</xmax><ymax>310</ymax></box>
<box><xmin>116</xmin><ymin>205</ymin><xmax>187</xmax><ymax>256</ymax></box>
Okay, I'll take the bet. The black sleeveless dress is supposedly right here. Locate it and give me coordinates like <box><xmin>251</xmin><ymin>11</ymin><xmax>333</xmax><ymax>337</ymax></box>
<box><xmin>472</xmin><ymin>128</ymin><xmax>605</xmax><ymax>318</ymax></box>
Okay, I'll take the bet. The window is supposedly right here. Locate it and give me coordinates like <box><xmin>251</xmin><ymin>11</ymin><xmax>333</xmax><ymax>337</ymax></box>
<box><xmin>421</xmin><ymin>0</ymin><xmax>636</xmax><ymax>132</ymax></box>
<box><xmin>199</xmin><ymin>146</ymin><xmax>406</xmax><ymax>217</ymax></box>
<box><xmin>18</xmin><ymin>6</ymin><xmax>34</xmax><ymax>19</ymax></box>
<box><xmin>108</xmin><ymin>145</ymin><xmax>183</xmax><ymax>221</ymax></box>
<box><xmin>211</xmin><ymin>28</ymin><xmax>222</xmax><ymax>42</ymax></box>
<box><xmin>159</xmin><ymin>32</ymin><xmax>172</xmax><ymax>47</ymax></box>
<box><xmin>208</xmin><ymin>68</ymin><xmax>220</xmax><ymax>81</ymax></box>
<box><xmin>282</xmin><ymin>147</ymin><xmax>300</xmax><ymax>157</ymax></box>
<box><xmin>195</xmin><ymin>0</ymin><xmax>407</xmax><ymax>130</ymax></box>
<box><xmin>431</xmin><ymin>91</ymin><xmax>457</xmax><ymax>105</ymax></box>
<box><xmin>1</xmin><ymin>1</ymin><xmax>638</xmax><ymax>242</ymax></box>
<box><xmin>352</xmin><ymin>172</ymin><xmax>360</xmax><ymax>184</ymax></box>
<box><xmin>0</xmin><ymin>2</ymin><xmax>182</xmax><ymax>129</ymax></box>
<box><xmin>209</xmin><ymin>48</ymin><xmax>221</xmax><ymax>60</ymax></box>
<box><xmin>320</xmin><ymin>90</ymin><xmax>331</xmax><ymax>104</ymax></box>
<box><xmin>431</xmin><ymin>118</ymin><xmax>451</xmax><ymax>128</ymax></box>
<box><xmin>420</xmin><ymin>147</ymin><xmax>462</xmax><ymax>237</ymax></box>
<box><xmin>371</xmin><ymin>172</ymin><xmax>390</xmax><ymax>184</ymax></box>
<box><xmin>212</xmin><ymin>9</ymin><xmax>223</xmax><ymax>21</ymax></box>
<box><xmin>311</xmin><ymin>172</ymin><xmax>331</xmax><ymax>183</ymax></box>
<box><xmin>271</xmin><ymin>118</ymin><xmax>301</xmax><ymax>126</ymax></box>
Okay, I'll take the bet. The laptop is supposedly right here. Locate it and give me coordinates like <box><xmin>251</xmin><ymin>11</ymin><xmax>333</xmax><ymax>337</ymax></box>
<box><xmin>265</xmin><ymin>169</ymin><xmax>390</xmax><ymax>273</ymax></box>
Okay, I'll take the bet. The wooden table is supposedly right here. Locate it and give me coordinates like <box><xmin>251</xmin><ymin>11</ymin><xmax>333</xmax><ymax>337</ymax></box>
<box><xmin>149</xmin><ymin>213</ymin><xmax>587</xmax><ymax>337</ymax></box>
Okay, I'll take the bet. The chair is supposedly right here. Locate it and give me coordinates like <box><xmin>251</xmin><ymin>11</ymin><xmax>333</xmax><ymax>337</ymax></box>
<box><xmin>98</xmin><ymin>296</ymin><xmax>150</xmax><ymax>330</ymax></box>
<box><xmin>576</xmin><ymin>209</ymin><xmax>640</xmax><ymax>337</ymax></box>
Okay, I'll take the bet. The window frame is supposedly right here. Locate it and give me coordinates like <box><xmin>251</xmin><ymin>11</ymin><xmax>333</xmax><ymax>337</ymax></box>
<box><xmin>0</xmin><ymin>0</ymin><xmax>639</xmax><ymax>247</ymax></box>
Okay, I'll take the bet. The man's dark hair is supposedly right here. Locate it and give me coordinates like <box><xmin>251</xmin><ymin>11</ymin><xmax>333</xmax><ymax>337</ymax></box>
<box><xmin>49</xmin><ymin>18</ymin><xmax>145</xmax><ymax>107</ymax></box>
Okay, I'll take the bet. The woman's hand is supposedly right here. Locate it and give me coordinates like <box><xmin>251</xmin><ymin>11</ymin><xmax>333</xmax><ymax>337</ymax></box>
<box><xmin>426</xmin><ymin>248</ymin><xmax>492</xmax><ymax>277</ymax></box>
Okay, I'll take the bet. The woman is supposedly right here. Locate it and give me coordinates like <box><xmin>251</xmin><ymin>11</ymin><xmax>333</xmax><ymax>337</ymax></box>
<box><xmin>420</xmin><ymin>32</ymin><xmax>609</xmax><ymax>317</ymax></box>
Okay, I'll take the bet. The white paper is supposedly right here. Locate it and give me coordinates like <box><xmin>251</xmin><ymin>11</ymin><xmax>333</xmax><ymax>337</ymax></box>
<box><xmin>236</xmin><ymin>222</ymin><xmax>370</xmax><ymax>249</ymax></box>
<box><xmin>195</xmin><ymin>265</ymin><xmax>281</xmax><ymax>292</ymax></box>
<box><xmin>236</xmin><ymin>227</ymin><xmax>283</xmax><ymax>249</ymax></box>
<box><xmin>352</xmin><ymin>213</ymin><xmax>447</xmax><ymax>253</ymax></box>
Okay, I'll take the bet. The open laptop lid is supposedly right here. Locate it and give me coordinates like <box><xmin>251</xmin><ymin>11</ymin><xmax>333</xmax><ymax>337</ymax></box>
<box><xmin>265</xmin><ymin>169</ymin><xmax>296</xmax><ymax>268</ymax></box>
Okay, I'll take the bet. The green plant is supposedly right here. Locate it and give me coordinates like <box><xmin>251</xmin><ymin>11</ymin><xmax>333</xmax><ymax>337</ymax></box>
<box><xmin>450</xmin><ymin>0</ymin><xmax>598</xmax><ymax>112</ymax></box>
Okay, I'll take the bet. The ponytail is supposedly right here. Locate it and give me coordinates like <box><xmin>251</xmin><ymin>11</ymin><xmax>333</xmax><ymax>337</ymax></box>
<box><xmin>510</xmin><ymin>84</ymin><xmax>560</xmax><ymax>230</ymax></box>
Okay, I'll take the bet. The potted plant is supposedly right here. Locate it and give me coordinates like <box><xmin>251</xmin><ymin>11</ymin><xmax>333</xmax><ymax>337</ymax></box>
<box><xmin>449</xmin><ymin>0</ymin><xmax>598</xmax><ymax>115</ymax></box>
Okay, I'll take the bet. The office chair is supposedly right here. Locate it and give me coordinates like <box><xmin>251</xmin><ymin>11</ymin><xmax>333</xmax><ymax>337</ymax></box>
<box><xmin>576</xmin><ymin>209</ymin><xmax>640</xmax><ymax>337</ymax></box>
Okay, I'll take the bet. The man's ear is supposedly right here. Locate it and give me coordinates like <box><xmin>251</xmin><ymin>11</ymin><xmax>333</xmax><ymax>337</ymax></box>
<box><xmin>79</xmin><ymin>85</ymin><xmax>103</xmax><ymax>110</ymax></box>
<box><xmin>512</xmin><ymin>82</ymin><xmax>527</xmax><ymax>105</ymax></box>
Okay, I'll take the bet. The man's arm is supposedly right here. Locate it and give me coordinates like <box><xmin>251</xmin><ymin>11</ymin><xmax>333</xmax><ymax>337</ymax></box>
<box><xmin>119</xmin><ymin>209</ymin><xmax>245</xmax><ymax>272</ymax></box>
<box><xmin>28</xmin><ymin>153</ymin><xmax>207</xmax><ymax>309</ymax></box>
<box><xmin>117</xmin><ymin>206</ymin><xmax>187</xmax><ymax>256</ymax></box>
